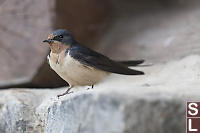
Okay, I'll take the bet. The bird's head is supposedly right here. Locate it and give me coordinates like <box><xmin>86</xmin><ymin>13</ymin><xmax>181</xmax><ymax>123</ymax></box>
<box><xmin>43</xmin><ymin>29</ymin><xmax>76</xmax><ymax>53</ymax></box>
<box><xmin>43</xmin><ymin>29</ymin><xmax>75</xmax><ymax>46</ymax></box>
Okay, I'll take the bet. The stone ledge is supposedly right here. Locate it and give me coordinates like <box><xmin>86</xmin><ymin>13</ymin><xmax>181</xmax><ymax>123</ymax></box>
<box><xmin>1</xmin><ymin>55</ymin><xmax>200</xmax><ymax>133</ymax></box>
<box><xmin>41</xmin><ymin>91</ymin><xmax>186</xmax><ymax>133</ymax></box>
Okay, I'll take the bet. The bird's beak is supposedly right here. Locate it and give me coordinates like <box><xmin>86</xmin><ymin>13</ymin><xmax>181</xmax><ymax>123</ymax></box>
<box><xmin>43</xmin><ymin>39</ymin><xmax>53</xmax><ymax>44</ymax></box>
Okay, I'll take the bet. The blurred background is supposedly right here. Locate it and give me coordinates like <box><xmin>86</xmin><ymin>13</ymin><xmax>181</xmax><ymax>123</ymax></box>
<box><xmin>0</xmin><ymin>0</ymin><xmax>200</xmax><ymax>89</ymax></box>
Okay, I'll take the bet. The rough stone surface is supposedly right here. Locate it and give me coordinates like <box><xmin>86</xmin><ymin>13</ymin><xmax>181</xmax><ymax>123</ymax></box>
<box><xmin>0</xmin><ymin>0</ymin><xmax>67</xmax><ymax>88</ymax></box>
<box><xmin>0</xmin><ymin>55</ymin><xmax>200</xmax><ymax>133</ymax></box>
<box><xmin>54</xmin><ymin>0</ymin><xmax>111</xmax><ymax>48</ymax></box>
<box><xmin>96</xmin><ymin>0</ymin><xmax>200</xmax><ymax>63</ymax></box>
<box><xmin>0</xmin><ymin>0</ymin><xmax>53</xmax><ymax>87</ymax></box>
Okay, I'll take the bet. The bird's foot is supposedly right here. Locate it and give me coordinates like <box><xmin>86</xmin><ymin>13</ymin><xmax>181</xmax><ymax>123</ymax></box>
<box><xmin>57</xmin><ymin>91</ymin><xmax>73</xmax><ymax>98</ymax></box>
<box><xmin>87</xmin><ymin>85</ymin><xmax>94</xmax><ymax>90</ymax></box>
<box><xmin>57</xmin><ymin>86</ymin><xmax>73</xmax><ymax>98</ymax></box>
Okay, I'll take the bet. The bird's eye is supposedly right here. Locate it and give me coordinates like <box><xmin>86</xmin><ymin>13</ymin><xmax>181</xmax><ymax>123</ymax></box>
<box><xmin>53</xmin><ymin>35</ymin><xmax>63</xmax><ymax>41</ymax></box>
<box><xmin>59</xmin><ymin>35</ymin><xmax>63</xmax><ymax>38</ymax></box>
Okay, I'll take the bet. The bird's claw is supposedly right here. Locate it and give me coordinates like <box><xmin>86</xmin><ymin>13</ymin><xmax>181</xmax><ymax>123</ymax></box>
<box><xmin>57</xmin><ymin>91</ymin><xmax>73</xmax><ymax>98</ymax></box>
<box><xmin>87</xmin><ymin>85</ymin><xmax>94</xmax><ymax>90</ymax></box>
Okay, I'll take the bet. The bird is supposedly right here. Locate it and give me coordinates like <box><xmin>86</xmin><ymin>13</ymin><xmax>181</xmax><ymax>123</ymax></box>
<box><xmin>43</xmin><ymin>29</ymin><xmax>145</xmax><ymax>98</ymax></box>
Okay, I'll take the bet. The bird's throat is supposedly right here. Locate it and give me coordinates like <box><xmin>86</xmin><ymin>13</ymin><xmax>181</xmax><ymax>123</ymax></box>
<box><xmin>49</xmin><ymin>42</ymin><xmax>70</xmax><ymax>54</ymax></box>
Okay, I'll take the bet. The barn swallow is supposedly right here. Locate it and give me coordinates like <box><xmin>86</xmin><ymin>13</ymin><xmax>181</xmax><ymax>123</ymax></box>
<box><xmin>43</xmin><ymin>29</ymin><xmax>145</xmax><ymax>98</ymax></box>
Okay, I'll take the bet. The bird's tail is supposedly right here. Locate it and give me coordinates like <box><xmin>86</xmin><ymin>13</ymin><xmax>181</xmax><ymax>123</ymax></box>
<box><xmin>118</xmin><ymin>60</ymin><xmax>145</xmax><ymax>66</ymax></box>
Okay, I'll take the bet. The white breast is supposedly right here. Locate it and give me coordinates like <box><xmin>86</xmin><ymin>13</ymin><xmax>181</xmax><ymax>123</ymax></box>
<box><xmin>48</xmin><ymin>52</ymin><xmax>109</xmax><ymax>87</ymax></box>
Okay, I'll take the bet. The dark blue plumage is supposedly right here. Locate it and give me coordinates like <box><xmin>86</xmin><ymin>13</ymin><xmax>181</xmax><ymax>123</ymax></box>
<box><xmin>52</xmin><ymin>29</ymin><xmax>72</xmax><ymax>37</ymax></box>
<box><xmin>52</xmin><ymin>29</ymin><xmax>76</xmax><ymax>45</ymax></box>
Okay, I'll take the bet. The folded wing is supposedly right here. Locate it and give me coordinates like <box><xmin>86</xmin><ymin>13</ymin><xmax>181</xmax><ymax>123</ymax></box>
<box><xmin>68</xmin><ymin>45</ymin><xmax>144</xmax><ymax>75</ymax></box>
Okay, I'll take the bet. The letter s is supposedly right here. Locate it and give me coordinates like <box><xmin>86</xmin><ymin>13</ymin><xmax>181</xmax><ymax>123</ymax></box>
<box><xmin>188</xmin><ymin>103</ymin><xmax>198</xmax><ymax>116</ymax></box>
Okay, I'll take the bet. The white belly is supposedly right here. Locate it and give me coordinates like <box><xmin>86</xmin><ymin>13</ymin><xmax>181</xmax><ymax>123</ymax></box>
<box><xmin>48</xmin><ymin>53</ymin><xmax>109</xmax><ymax>86</ymax></box>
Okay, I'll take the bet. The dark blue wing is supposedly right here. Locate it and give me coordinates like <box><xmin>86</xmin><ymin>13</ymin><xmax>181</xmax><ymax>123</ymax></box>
<box><xmin>67</xmin><ymin>44</ymin><xmax>144</xmax><ymax>75</ymax></box>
